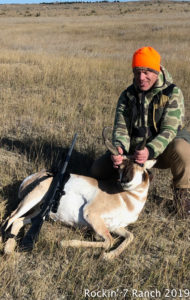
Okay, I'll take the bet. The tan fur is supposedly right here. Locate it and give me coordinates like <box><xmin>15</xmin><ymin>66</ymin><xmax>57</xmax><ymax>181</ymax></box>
<box><xmin>102</xmin><ymin>228</ymin><xmax>134</xmax><ymax>260</ymax></box>
<box><xmin>4</xmin><ymin>207</ymin><xmax>42</xmax><ymax>254</ymax></box>
<box><xmin>60</xmin><ymin>171</ymin><xmax>151</xmax><ymax>259</ymax></box>
<box><xmin>120</xmin><ymin>192</ymin><xmax>134</xmax><ymax>211</ymax></box>
<box><xmin>86</xmin><ymin>192</ymin><xmax>121</xmax><ymax>215</ymax></box>
<box><xmin>3</xmin><ymin>162</ymin><xmax>153</xmax><ymax>259</ymax></box>
<box><xmin>5</xmin><ymin>176</ymin><xmax>53</xmax><ymax>231</ymax></box>
<box><xmin>19</xmin><ymin>170</ymin><xmax>53</xmax><ymax>200</ymax></box>
<box><xmin>141</xmin><ymin>171</ymin><xmax>149</xmax><ymax>186</ymax></box>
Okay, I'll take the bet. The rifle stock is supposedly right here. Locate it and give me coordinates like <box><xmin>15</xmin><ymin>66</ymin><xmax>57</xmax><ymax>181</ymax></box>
<box><xmin>21</xmin><ymin>134</ymin><xmax>77</xmax><ymax>251</ymax></box>
<box><xmin>21</xmin><ymin>216</ymin><xmax>44</xmax><ymax>251</ymax></box>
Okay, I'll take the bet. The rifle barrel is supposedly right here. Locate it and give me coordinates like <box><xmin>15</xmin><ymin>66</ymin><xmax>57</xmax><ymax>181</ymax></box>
<box><xmin>20</xmin><ymin>133</ymin><xmax>77</xmax><ymax>252</ymax></box>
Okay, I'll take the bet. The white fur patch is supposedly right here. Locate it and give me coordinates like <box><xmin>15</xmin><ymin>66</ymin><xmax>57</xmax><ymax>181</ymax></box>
<box><xmin>122</xmin><ymin>170</ymin><xmax>143</xmax><ymax>190</ymax></box>
<box><xmin>101</xmin><ymin>195</ymin><xmax>144</xmax><ymax>231</ymax></box>
<box><xmin>51</xmin><ymin>174</ymin><xmax>98</xmax><ymax>226</ymax></box>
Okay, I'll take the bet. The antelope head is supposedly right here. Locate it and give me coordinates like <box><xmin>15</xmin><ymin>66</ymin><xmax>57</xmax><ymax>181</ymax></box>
<box><xmin>102</xmin><ymin>127</ymin><xmax>155</xmax><ymax>190</ymax></box>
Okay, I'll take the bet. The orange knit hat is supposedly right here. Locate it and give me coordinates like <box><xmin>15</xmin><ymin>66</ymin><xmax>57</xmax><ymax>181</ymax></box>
<box><xmin>132</xmin><ymin>47</ymin><xmax>161</xmax><ymax>73</ymax></box>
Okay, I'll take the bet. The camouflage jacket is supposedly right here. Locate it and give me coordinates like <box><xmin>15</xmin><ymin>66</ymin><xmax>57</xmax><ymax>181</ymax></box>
<box><xmin>113</xmin><ymin>66</ymin><xmax>185</xmax><ymax>159</ymax></box>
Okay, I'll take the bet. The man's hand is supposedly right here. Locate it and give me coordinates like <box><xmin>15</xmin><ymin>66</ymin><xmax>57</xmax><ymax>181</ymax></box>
<box><xmin>111</xmin><ymin>147</ymin><xmax>123</xmax><ymax>168</ymax></box>
<box><xmin>134</xmin><ymin>147</ymin><xmax>149</xmax><ymax>164</ymax></box>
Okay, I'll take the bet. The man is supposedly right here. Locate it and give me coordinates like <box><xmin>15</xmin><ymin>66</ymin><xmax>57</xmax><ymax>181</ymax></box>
<box><xmin>91</xmin><ymin>46</ymin><xmax>190</xmax><ymax>218</ymax></box>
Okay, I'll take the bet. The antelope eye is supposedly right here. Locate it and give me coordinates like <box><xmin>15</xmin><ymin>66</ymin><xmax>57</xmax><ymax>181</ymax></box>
<box><xmin>121</xmin><ymin>166</ymin><xmax>134</xmax><ymax>183</ymax></box>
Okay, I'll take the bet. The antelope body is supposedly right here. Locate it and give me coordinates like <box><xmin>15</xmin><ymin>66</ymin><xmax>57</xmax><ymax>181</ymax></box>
<box><xmin>3</xmin><ymin>158</ymin><xmax>155</xmax><ymax>260</ymax></box>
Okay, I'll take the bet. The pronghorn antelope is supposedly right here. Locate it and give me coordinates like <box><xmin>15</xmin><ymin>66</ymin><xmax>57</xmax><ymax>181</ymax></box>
<box><xmin>2</xmin><ymin>131</ymin><xmax>156</xmax><ymax>260</ymax></box>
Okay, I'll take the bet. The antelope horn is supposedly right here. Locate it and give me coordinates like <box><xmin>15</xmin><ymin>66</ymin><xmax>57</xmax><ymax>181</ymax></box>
<box><xmin>102</xmin><ymin>127</ymin><xmax>119</xmax><ymax>156</ymax></box>
<box><xmin>138</xmin><ymin>127</ymin><xmax>149</xmax><ymax>150</ymax></box>
<box><xmin>138</xmin><ymin>137</ymin><xmax>147</xmax><ymax>150</ymax></box>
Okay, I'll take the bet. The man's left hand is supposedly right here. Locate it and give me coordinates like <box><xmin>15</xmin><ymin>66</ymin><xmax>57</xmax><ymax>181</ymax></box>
<box><xmin>134</xmin><ymin>147</ymin><xmax>149</xmax><ymax>164</ymax></box>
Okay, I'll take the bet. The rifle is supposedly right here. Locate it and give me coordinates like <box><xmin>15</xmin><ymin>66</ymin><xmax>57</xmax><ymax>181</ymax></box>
<box><xmin>21</xmin><ymin>133</ymin><xmax>77</xmax><ymax>252</ymax></box>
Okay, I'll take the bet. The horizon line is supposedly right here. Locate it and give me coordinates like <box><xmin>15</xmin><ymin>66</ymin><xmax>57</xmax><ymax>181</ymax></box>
<box><xmin>0</xmin><ymin>0</ymin><xmax>189</xmax><ymax>4</ymax></box>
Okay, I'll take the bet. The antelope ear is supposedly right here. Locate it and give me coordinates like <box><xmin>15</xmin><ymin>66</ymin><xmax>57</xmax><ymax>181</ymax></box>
<box><xmin>122</xmin><ymin>155</ymin><xmax>130</xmax><ymax>161</ymax></box>
<box><xmin>119</xmin><ymin>155</ymin><xmax>130</xmax><ymax>170</ymax></box>
<box><xmin>144</xmin><ymin>159</ymin><xmax>156</xmax><ymax>169</ymax></box>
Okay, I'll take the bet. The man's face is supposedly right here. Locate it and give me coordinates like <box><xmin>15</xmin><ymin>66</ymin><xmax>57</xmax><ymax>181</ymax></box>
<box><xmin>134</xmin><ymin>69</ymin><xmax>158</xmax><ymax>91</ymax></box>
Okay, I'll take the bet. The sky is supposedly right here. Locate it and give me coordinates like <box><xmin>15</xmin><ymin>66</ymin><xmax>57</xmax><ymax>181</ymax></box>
<box><xmin>0</xmin><ymin>0</ymin><xmax>188</xmax><ymax>3</ymax></box>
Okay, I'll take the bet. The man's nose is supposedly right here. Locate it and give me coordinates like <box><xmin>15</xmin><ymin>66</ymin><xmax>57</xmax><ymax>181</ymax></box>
<box><xmin>139</xmin><ymin>72</ymin><xmax>145</xmax><ymax>80</ymax></box>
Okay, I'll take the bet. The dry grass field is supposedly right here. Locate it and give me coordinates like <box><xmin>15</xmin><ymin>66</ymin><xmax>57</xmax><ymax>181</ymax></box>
<box><xmin>0</xmin><ymin>1</ymin><xmax>190</xmax><ymax>299</ymax></box>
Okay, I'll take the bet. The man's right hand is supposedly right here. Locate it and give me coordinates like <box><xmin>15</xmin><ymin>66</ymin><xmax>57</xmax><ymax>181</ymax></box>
<box><xmin>111</xmin><ymin>147</ymin><xmax>123</xmax><ymax>168</ymax></box>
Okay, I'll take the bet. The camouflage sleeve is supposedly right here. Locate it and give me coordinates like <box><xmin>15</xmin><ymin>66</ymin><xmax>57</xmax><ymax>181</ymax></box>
<box><xmin>147</xmin><ymin>87</ymin><xmax>185</xmax><ymax>158</ymax></box>
<box><xmin>112</xmin><ymin>91</ymin><xmax>131</xmax><ymax>153</ymax></box>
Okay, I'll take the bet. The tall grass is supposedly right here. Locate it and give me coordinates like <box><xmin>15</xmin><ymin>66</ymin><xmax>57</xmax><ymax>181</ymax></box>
<box><xmin>0</xmin><ymin>2</ymin><xmax>190</xmax><ymax>299</ymax></box>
